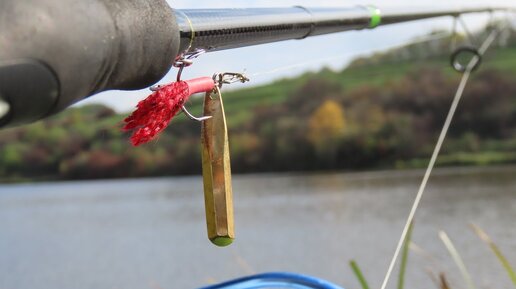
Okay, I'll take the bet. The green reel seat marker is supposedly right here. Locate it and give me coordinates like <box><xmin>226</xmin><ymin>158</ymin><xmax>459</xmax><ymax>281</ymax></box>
<box><xmin>367</xmin><ymin>6</ymin><xmax>382</xmax><ymax>28</ymax></box>
<box><xmin>211</xmin><ymin>236</ymin><xmax>234</xmax><ymax>247</ymax></box>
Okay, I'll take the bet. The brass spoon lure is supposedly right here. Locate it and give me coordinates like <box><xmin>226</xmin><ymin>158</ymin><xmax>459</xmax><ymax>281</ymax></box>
<box><xmin>200</xmin><ymin>73</ymin><xmax>248</xmax><ymax>247</ymax></box>
<box><xmin>201</xmin><ymin>85</ymin><xmax>235</xmax><ymax>247</ymax></box>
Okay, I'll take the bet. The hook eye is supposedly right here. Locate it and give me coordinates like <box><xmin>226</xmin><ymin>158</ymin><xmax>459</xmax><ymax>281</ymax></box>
<box><xmin>450</xmin><ymin>46</ymin><xmax>482</xmax><ymax>73</ymax></box>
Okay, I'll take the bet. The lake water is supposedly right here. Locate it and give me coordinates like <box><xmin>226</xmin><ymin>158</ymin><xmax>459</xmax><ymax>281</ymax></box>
<box><xmin>0</xmin><ymin>166</ymin><xmax>515</xmax><ymax>289</ymax></box>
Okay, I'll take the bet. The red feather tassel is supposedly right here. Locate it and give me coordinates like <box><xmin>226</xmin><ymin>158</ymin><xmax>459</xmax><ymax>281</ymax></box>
<box><xmin>123</xmin><ymin>77</ymin><xmax>215</xmax><ymax>146</ymax></box>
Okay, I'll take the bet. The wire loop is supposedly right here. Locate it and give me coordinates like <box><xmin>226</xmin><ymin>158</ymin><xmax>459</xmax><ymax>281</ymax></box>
<box><xmin>450</xmin><ymin>46</ymin><xmax>482</xmax><ymax>73</ymax></box>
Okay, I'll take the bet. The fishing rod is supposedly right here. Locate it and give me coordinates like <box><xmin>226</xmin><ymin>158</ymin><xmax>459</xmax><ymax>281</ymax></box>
<box><xmin>0</xmin><ymin>0</ymin><xmax>510</xmax><ymax>128</ymax></box>
<box><xmin>174</xmin><ymin>6</ymin><xmax>498</xmax><ymax>53</ymax></box>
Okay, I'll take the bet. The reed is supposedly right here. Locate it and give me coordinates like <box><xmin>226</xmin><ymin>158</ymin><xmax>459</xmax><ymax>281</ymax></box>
<box><xmin>350</xmin><ymin>260</ymin><xmax>371</xmax><ymax>289</ymax></box>
<box><xmin>439</xmin><ymin>273</ymin><xmax>452</xmax><ymax>289</ymax></box>
<box><xmin>470</xmin><ymin>223</ymin><xmax>516</xmax><ymax>287</ymax></box>
<box><xmin>397</xmin><ymin>222</ymin><xmax>414</xmax><ymax>289</ymax></box>
<box><xmin>439</xmin><ymin>231</ymin><xmax>477</xmax><ymax>289</ymax></box>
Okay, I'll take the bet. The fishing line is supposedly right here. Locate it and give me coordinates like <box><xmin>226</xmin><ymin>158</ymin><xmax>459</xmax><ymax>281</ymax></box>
<box><xmin>249</xmin><ymin>54</ymin><xmax>352</xmax><ymax>78</ymax></box>
<box><xmin>379</xmin><ymin>21</ymin><xmax>508</xmax><ymax>289</ymax></box>
<box><xmin>247</xmin><ymin>32</ymin><xmax>453</xmax><ymax>80</ymax></box>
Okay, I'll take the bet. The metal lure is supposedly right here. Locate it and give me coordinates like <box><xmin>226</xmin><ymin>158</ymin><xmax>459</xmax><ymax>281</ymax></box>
<box><xmin>201</xmin><ymin>89</ymin><xmax>235</xmax><ymax>247</ymax></box>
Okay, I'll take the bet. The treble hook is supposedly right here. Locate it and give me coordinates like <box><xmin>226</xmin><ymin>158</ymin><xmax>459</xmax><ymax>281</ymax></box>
<box><xmin>173</xmin><ymin>49</ymin><xmax>215</xmax><ymax>122</ymax></box>
<box><xmin>181</xmin><ymin>72</ymin><xmax>249</xmax><ymax>122</ymax></box>
<box><xmin>181</xmin><ymin>105</ymin><xmax>212</xmax><ymax>122</ymax></box>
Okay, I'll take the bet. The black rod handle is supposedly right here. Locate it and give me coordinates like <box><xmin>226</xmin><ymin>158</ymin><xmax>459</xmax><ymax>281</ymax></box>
<box><xmin>0</xmin><ymin>0</ymin><xmax>180</xmax><ymax>127</ymax></box>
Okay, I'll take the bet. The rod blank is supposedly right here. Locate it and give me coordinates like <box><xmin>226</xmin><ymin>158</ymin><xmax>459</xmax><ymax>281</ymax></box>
<box><xmin>380</xmin><ymin>7</ymin><xmax>495</xmax><ymax>24</ymax></box>
<box><xmin>175</xmin><ymin>6</ymin><xmax>375</xmax><ymax>53</ymax></box>
<box><xmin>175</xmin><ymin>6</ymin><xmax>500</xmax><ymax>55</ymax></box>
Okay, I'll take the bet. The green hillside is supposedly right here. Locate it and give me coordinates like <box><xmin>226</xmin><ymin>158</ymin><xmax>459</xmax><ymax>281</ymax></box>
<box><xmin>1</xmin><ymin>29</ymin><xmax>515</xmax><ymax>182</ymax></box>
<box><xmin>189</xmin><ymin>35</ymin><xmax>516</xmax><ymax>127</ymax></box>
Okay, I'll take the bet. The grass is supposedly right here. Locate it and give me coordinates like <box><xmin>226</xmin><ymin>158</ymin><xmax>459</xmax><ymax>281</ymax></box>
<box><xmin>398</xmin><ymin>222</ymin><xmax>414</xmax><ymax>289</ymax></box>
<box><xmin>439</xmin><ymin>274</ymin><xmax>452</xmax><ymax>289</ymax></box>
<box><xmin>485</xmin><ymin>47</ymin><xmax>516</xmax><ymax>73</ymax></box>
<box><xmin>349</xmin><ymin>222</ymin><xmax>414</xmax><ymax>289</ymax></box>
<box><xmin>398</xmin><ymin>151</ymin><xmax>516</xmax><ymax>169</ymax></box>
<box><xmin>470</xmin><ymin>223</ymin><xmax>516</xmax><ymax>287</ymax></box>
<box><xmin>351</xmin><ymin>223</ymin><xmax>514</xmax><ymax>289</ymax></box>
<box><xmin>350</xmin><ymin>260</ymin><xmax>371</xmax><ymax>289</ymax></box>
<box><xmin>439</xmin><ymin>231</ymin><xmax>477</xmax><ymax>289</ymax></box>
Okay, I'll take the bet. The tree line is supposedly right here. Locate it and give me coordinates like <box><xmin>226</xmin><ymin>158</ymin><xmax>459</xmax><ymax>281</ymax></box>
<box><xmin>1</xmin><ymin>30</ymin><xmax>515</xmax><ymax>181</ymax></box>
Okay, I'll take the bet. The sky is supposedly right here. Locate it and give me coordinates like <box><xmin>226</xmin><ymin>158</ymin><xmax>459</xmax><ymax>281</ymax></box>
<box><xmin>78</xmin><ymin>0</ymin><xmax>516</xmax><ymax>112</ymax></box>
